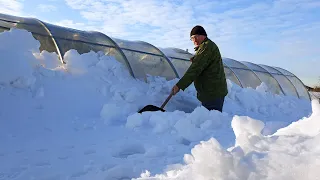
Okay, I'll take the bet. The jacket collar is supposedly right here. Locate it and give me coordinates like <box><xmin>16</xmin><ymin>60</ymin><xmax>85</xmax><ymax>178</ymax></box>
<box><xmin>194</xmin><ymin>37</ymin><xmax>209</xmax><ymax>51</ymax></box>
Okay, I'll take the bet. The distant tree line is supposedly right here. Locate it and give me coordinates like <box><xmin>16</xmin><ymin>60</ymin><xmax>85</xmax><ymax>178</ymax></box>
<box><xmin>307</xmin><ymin>77</ymin><xmax>320</xmax><ymax>92</ymax></box>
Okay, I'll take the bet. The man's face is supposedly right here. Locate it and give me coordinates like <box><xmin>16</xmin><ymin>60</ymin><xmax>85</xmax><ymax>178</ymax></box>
<box><xmin>190</xmin><ymin>35</ymin><xmax>200</xmax><ymax>47</ymax></box>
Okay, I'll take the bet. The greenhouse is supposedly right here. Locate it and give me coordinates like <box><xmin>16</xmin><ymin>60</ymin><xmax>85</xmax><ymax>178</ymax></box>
<box><xmin>0</xmin><ymin>13</ymin><xmax>310</xmax><ymax>100</ymax></box>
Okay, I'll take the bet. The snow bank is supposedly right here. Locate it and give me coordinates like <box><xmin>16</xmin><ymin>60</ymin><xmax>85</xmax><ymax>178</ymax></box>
<box><xmin>126</xmin><ymin>107</ymin><xmax>230</xmax><ymax>145</ymax></box>
<box><xmin>225</xmin><ymin>80</ymin><xmax>311</xmax><ymax>135</ymax></box>
<box><xmin>136</xmin><ymin>100</ymin><xmax>320</xmax><ymax>180</ymax></box>
<box><xmin>274</xmin><ymin>99</ymin><xmax>320</xmax><ymax>136</ymax></box>
<box><xmin>0</xmin><ymin>29</ymin><xmax>316</xmax><ymax>180</ymax></box>
<box><xmin>33</xmin><ymin>50</ymin><xmax>62</xmax><ymax>69</ymax></box>
<box><xmin>0</xmin><ymin>29</ymin><xmax>40</xmax><ymax>88</ymax></box>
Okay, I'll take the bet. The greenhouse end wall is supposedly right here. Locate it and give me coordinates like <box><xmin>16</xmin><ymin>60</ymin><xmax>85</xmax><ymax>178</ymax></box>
<box><xmin>0</xmin><ymin>13</ymin><xmax>310</xmax><ymax>100</ymax></box>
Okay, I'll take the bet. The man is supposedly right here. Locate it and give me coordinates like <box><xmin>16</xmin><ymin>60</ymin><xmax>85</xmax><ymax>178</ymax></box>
<box><xmin>171</xmin><ymin>25</ymin><xmax>228</xmax><ymax>112</ymax></box>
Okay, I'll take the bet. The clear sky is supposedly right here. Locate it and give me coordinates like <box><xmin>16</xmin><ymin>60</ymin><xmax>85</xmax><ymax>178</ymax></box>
<box><xmin>1</xmin><ymin>0</ymin><xmax>319</xmax><ymax>87</ymax></box>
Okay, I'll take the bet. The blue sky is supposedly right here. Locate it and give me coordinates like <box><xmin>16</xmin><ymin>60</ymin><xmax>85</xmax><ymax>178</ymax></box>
<box><xmin>1</xmin><ymin>0</ymin><xmax>319</xmax><ymax>86</ymax></box>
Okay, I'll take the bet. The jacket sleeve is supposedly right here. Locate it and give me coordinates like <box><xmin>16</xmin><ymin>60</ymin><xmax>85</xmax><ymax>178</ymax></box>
<box><xmin>176</xmin><ymin>44</ymin><xmax>211</xmax><ymax>90</ymax></box>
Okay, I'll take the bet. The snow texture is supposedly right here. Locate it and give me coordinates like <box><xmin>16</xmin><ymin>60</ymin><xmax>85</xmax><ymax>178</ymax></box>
<box><xmin>0</xmin><ymin>29</ymin><xmax>318</xmax><ymax>180</ymax></box>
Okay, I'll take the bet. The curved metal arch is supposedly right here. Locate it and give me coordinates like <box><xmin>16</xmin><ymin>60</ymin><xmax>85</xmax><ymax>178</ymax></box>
<box><xmin>275</xmin><ymin>67</ymin><xmax>311</xmax><ymax>100</ymax></box>
<box><xmin>0</xmin><ymin>13</ymin><xmax>21</xmax><ymax>23</ymax></box>
<box><xmin>138</xmin><ymin>41</ymin><xmax>180</xmax><ymax>78</ymax></box>
<box><xmin>222</xmin><ymin>60</ymin><xmax>243</xmax><ymax>88</ymax></box>
<box><xmin>256</xmin><ymin>64</ymin><xmax>290</xmax><ymax>96</ymax></box>
<box><xmin>223</xmin><ymin>57</ymin><xmax>249</xmax><ymax>68</ymax></box>
<box><xmin>241</xmin><ymin>61</ymin><xmax>286</xmax><ymax>95</ymax></box>
<box><xmin>236</xmin><ymin>60</ymin><xmax>263</xmax><ymax>85</ymax></box>
<box><xmin>163</xmin><ymin>47</ymin><xmax>194</xmax><ymax>61</ymax></box>
<box><xmin>240</xmin><ymin>61</ymin><xmax>270</xmax><ymax>86</ymax></box>
<box><xmin>223</xmin><ymin>65</ymin><xmax>242</xmax><ymax>87</ymax></box>
<box><xmin>36</xmin><ymin>19</ymin><xmax>64</xmax><ymax>64</ymax></box>
<box><xmin>93</xmin><ymin>31</ymin><xmax>135</xmax><ymax>78</ymax></box>
<box><xmin>266</xmin><ymin>65</ymin><xmax>299</xmax><ymax>97</ymax></box>
<box><xmin>0</xmin><ymin>14</ymin><xmax>64</xmax><ymax>64</ymax></box>
<box><xmin>223</xmin><ymin>58</ymin><xmax>264</xmax><ymax>85</ymax></box>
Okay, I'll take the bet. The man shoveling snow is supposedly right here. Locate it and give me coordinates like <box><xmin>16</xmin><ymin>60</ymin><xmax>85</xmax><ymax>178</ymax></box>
<box><xmin>172</xmin><ymin>25</ymin><xmax>228</xmax><ymax>112</ymax></box>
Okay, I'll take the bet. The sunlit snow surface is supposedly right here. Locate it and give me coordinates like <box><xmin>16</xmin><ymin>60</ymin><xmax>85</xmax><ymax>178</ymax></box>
<box><xmin>0</xmin><ymin>29</ymin><xmax>318</xmax><ymax>180</ymax></box>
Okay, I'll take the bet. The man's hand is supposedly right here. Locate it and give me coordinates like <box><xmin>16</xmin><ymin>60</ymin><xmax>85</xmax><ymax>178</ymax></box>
<box><xmin>172</xmin><ymin>85</ymin><xmax>180</xmax><ymax>95</ymax></box>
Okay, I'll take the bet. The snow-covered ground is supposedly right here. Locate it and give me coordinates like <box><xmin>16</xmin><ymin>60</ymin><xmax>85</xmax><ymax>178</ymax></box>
<box><xmin>0</xmin><ymin>29</ymin><xmax>319</xmax><ymax>180</ymax></box>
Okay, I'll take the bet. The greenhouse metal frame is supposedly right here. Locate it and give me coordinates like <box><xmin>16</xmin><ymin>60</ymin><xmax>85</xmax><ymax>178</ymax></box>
<box><xmin>0</xmin><ymin>13</ymin><xmax>310</xmax><ymax>100</ymax></box>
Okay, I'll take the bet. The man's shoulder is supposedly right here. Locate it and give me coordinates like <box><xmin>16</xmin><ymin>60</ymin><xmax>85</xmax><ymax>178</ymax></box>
<box><xmin>201</xmin><ymin>38</ymin><xmax>217</xmax><ymax>50</ymax></box>
<box><xmin>207</xmin><ymin>38</ymin><xmax>218</xmax><ymax>47</ymax></box>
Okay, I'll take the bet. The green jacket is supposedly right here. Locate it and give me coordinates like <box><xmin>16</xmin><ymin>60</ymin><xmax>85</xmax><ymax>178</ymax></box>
<box><xmin>176</xmin><ymin>37</ymin><xmax>228</xmax><ymax>102</ymax></box>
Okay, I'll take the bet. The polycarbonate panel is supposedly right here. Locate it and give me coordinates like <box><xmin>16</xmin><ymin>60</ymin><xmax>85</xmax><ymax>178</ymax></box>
<box><xmin>223</xmin><ymin>58</ymin><xmax>250</xmax><ymax>69</ymax></box>
<box><xmin>13</xmin><ymin>19</ymin><xmax>50</xmax><ymax>36</ymax></box>
<box><xmin>232</xmin><ymin>69</ymin><xmax>262</xmax><ymax>88</ymax></box>
<box><xmin>259</xmin><ymin>64</ymin><xmax>282</xmax><ymax>75</ymax></box>
<box><xmin>33</xmin><ymin>34</ymin><xmax>59</xmax><ymax>53</ymax></box>
<box><xmin>44</xmin><ymin>23</ymin><xmax>115</xmax><ymax>46</ymax></box>
<box><xmin>121</xmin><ymin>49</ymin><xmax>177</xmax><ymax>80</ymax></box>
<box><xmin>273</xmin><ymin>67</ymin><xmax>310</xmax><ymax>100</ymax></box>
<box><xmin>160</xmin><ymin>48</ymin><xmax>193</xmax><ymax>60</ymax></box>
<box><xmin>241</xmin><ymin>61</ymin><xmax>268</xmax><ymax>73</ymax></box>
<box><xmin>48</xmin><ymin>34</ymin><xmax>113</xmax><ymax>57</ymax></box>
<box><xmin>0</xmin><ymin>19</ymin><xmax>16</xmax><ymax>29</ymax></box>
<box><xmin>142</xmin><ymin>42</ymin><xmax>179</xmax><ymax>78</ymax></box>
<box><xmin>55</xmin><ymin>39</ymin><xmax>131</xmax><ymax>70</ymax></box>
<box><xmin>254</xmin><ymin>72</ymin><xmax>284</xmax><ymax>95</ymax></box>
<box><xmin>0</xmin><ymin>16</ymin><xmax>49</xmax><ymax>37</ymax></box>
<box><xmin>0</xmin><ymin>18</ymin><xmax>58</xmax><ymax>54</ymax></box>
<box><xmin>112</xmin><ymin>38</ymin><xmax>161</xmax><ymax>55</ymax></box>
<box><xmin>224</xmin><ymin>67</ymin><xmax>242</xmax><ymax>87</ymax></box>
<box><xmin>170</xmin><ymin>58</ymin><xmax>191</xmax><ymax>77</ymax></box>
<box><xmin>104</xmin><ymin>47</ymin><xmax>133</xmax><ymax>76</ymax></box>
<box><xmin>273</xmin><ymin>67</ymin><xmax>293</xmax><ymax>76</ymax></box>
<box><xmin>13</xmin><ymin>21</ymin><xmax>61</xmax><ymax>55</ymax></box>
<box><xmin>259</xmin><ymin>65</ymin><xmax>298</xmax><ymax>97</ymax></box>
<box><xmin>286</xmin><ymin>76</ymin><xmax>310</xmax><ymax>99</ymax></box>
<box><xmin>223</xmin><ymin>58</ymin><xmax>262</xmax><ymax>88</ymax></box>
<box><xmin>53</xmin><ymin>38</ymin><xmax>100</xmax><ymax>55</ymax></box>
<box><xmin>42</xmin><ymin>25</ymin><xmax>133</xmax><ymax>76</ymax></box>
<box><xmin>241</xmin><ymin>61</ymin><xmax>283</xmax><ymax>94</ymax></box>
<box><xmin>120</xmin><ymin>50</ymin><xmax>146</xmax><ymax>80</ymax></box>
<box><xmin>0</xmin><ymin>13</ymin><xmax>24</xmax><ymax>23</ymax></box>
<box><xmin>272</xmin><ymin>74</ymin><xmax>298</xmax><ymax>97</ymax></box>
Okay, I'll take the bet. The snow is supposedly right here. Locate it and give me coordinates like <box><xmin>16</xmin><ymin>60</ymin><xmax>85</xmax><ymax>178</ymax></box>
<box><xmin>136</xmin><ymin>102</ymin><xmax>320</xmax><ymax>180</ymax></box>
<box><xmin>0</xmin><ymin>29</ymin><xmax>39</xmax><ymax>88</ymax></box>
<box><xmin>0</xmin><ymin>28</ymin><xmax>319</xmax><ymax>180</ymax></box>
<box><xmin>274</xmin><ymin>99</ymin><xmax>320</xmax><ymax>137</ymax></box>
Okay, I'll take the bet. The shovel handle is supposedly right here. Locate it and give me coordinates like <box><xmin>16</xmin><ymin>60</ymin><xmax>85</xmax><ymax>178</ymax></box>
<box><xmin>161</xmin><ymin>91</ymin><xmax>174</xmax><ymax>109</ymax></box>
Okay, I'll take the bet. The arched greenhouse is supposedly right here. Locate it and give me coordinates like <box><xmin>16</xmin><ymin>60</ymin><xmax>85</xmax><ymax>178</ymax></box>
<box><xmin>0</xmin><ymin>13</ymin><xmax>310</xmax><ymax>100</ymax></box>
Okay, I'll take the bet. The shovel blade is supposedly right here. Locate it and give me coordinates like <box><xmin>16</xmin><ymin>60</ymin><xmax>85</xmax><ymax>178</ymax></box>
<box><xmin>138</xmin><ymin>105</ymin><xmax>165</xmax><ymax>113</ymax></box>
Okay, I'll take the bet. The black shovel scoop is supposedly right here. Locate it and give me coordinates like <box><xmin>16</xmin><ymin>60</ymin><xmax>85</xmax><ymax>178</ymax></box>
<box><xmin>138</xmin><ymin>92</ymin><xmax>173</xmax><ymax>113</ymax></box>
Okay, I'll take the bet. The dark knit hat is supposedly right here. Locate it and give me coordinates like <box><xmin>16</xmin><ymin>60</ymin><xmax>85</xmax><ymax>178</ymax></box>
<box><xmin>190</xmin><ymin>25</ymin><xmax>207</xmax><ymax>37</ymax></box>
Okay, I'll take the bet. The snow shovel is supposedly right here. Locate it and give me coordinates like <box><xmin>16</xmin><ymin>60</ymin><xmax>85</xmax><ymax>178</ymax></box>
<box><xmin>138</xmin><ymin>91</ymin><xmax>173</xmax><ymax>113</ymax></box>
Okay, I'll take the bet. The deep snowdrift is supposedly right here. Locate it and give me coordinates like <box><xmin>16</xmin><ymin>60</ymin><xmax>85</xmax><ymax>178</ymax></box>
<box><xmin>0</xmin><ymin>29</ymin><xmax>318</xmax><ymax>180</ymax></box>
<box><xmin>136</xmin><ymin>100</ymin><xmax>320</xmax><ymax>180</ymax></box>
